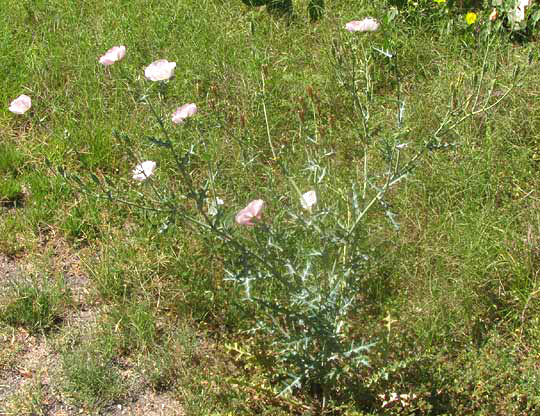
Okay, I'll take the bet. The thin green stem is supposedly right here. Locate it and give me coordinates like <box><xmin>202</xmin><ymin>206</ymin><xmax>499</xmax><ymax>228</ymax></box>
<box><xmin>261</xmin><ymin>71</ymin><xmax>277</xmax><ymax>160</ymax></box>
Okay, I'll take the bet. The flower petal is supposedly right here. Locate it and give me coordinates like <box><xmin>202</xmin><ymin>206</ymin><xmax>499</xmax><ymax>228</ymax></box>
<box><xmin>144</xmin><ymin>59</ymin><xmax>177</xmax><ymax>81</ymax></box>
<box><xmin>345</xmin><ymin>18</ymin><xmax>380</xmax><ymax>32</ymax></box>
<box><xmin>98</xmin><ymin>45</ymin><xmax>126</xmax><ymax>66</ymax></box>
<box><xmin>235</xmin><ymin>199</ymin><xmax>265</xmax><ymax>226</ymax></box>
<box><xmin>172</xmin><ymin>103</ymin><xmax>197</xmax><ymax>124</ymax></box>
<box><xmin>132</xmin><ymin>160</ymin><xmax>157</xmax><ymax>181</ymax></box>
<box><xmin>9</xmin><ymin>94</ymin><xmax>32</xmax><ymax>115</ymax></box>
<box><xmin>300</xmin><ymin>190</ymin><xmax>317</xmax><ymax>210</ymax></box>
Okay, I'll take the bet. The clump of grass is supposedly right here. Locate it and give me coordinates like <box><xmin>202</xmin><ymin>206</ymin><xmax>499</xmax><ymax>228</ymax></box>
<box><xmin>61</xmin><ymin>199</ymin><xmax>105</xmax><ymax>244</ymax></box>
<box><xmin>0</xmin><ymin>277</ymin><xmax>71</xmax><ymax>333</ymax></box>
<box><xmin>89</xmin><ymin>261</ymin><xmax>134</xmax><ymax>303</ymax></box>
<box><xmin>101</xmin><ymin>301</ymin><xmax>158</xmax><ymax>353</ymax></box>
<box><xmin>84</xmin><ymin>240</ymin><xmax>155</xmax><ymax>304</ymax></box>
<box><xmin>0</xmin><ymin>143</ymin><xmax>27</xmax><ymax>206</ymax></box>
<box><xmin>0</xmin><ymin>213</ymin><xmax>37</xmax><ymax>256</ymax></box>
<box><xmin>142</xmin><ymin>345</ymin><xmax>178</xmax><ymax>392</ymax></box>
<box><xmin>0</xmin><ymin>178</ymin><xmax>25</xmax><ymax>205</ymax></box>
<box><xmin>140</xmin><ymin>326</ymin><xmax>196</xmax><ymax>392</ymax></box>
<box><xmin>61</xmin><ymin>346</ymin><xmax>125</xmax><ymax>410</ymax></box>
<box><xmin>0</xmin><ymin>143</ymin><xmax>26</xmax><ymax>176</ymax></box>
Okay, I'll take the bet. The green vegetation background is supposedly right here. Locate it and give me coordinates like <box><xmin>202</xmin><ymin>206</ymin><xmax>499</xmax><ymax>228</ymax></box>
<box><xmin>1</xmin><ymin>0</ymin><xmax>540</xmax><ymax>414</ymax></box>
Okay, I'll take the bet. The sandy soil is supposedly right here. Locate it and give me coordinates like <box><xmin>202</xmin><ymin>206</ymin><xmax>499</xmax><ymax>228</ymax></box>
<box><xmin>0</xmin><ymin>249</ymin><xmax>184</xmax><ymax>416</ymax></box>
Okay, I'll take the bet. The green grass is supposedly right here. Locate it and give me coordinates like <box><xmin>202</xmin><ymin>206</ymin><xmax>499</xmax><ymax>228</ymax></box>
<box><xmin>0</xmin><ymin>277</ymin><xmax>71</xmax><ymax>333</ymax></box>
<box><xmin>1</xmin><ymin>0</ymin><xmax>540</xmax><ymax>413</ymax></box>
<box><xmin>61</xmin><ymin>346</ymin><xmax>126</xmax><ymax>410</ymax></box>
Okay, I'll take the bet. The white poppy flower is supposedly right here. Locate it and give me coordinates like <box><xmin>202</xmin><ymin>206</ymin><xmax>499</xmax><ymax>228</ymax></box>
<box><xmin>98</xmin><ymin>45</ymin><xmax>126</xmax><ymax>66</ymax></box>
<box><xmin>235</xmin><ymin>199</ymin><xmax>264</xmax><ymax>226</ymax></box>
<box><xmin>144</xmin><ymin>59</ymin><xmax>176</xmax><ymax>81</ymax></box>
<box><xmin>132</xmin><ymin>160</ymin><xmax>156</xmax><ymax>181</ymax></box>
<box><xmin>172</xmin><ymin>103</ymin><xmax>197</xmax><ymax>124</ymax></box>
<box><xmin>9</xmin><ymin>94</ymin><xmax>32</xmax><ymax>115</ymax></box>
<box><xmin>300</xmin><ymin>190</ymin><xmax>317</xmax><ymax>210</ymax></box>
<box><xmin>345</xmin><ymin>18</ymin><xmax>380</xmax><ymax>32</ymax></box>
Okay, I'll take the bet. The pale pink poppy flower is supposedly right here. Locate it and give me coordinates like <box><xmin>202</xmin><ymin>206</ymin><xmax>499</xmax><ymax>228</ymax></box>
<box><xmin>144</xmin><ymin>59</ymin><xmax>177</xmax><ymax>81</ymax></box>
<box><xmin>132</xmin><ymin>160</ymin><xmax>157</xmax><ymax>181</ymax></box>
<box><xmin>98</xmin><ymin>45</ymin><xmax>126</xmax><ymax>66</ymax></box>
<box><xmin>172</xmin><ymin>103</ymin><xmax>197</xmax><ymax>124</ymax></box>
<box><xmin>300</xmin><ymin>190</ymin><xmax>317</xmax><ymax>210</ymax></box>
<box><xmin>235</xmin><ymin>199</ymin><xmax>265</xmax><ymax>226</ymax></box>
<box><xmin>9</xmin><ymin>94</ymin><xmax>32</xmax><ymax>115</ymax></box>
<box><xmin>515</xmin><ymin>0</ymin><xmax>531</xmax><ymax>22</ymax></box>
<box><xmin>345</xmin><ymin>18</ymin><xmax>380</xmax><ymax>32</ymax></box>
<box><xmin>489</xmin><ymin>8</ymin><xmax>498</xmax><ymax>21</ymax></box>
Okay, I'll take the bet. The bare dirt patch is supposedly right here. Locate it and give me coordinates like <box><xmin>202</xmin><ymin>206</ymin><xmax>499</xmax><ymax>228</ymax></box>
<box><xmin>0</xmin><ymin>242</ymin><xmax>185</xmax><ymax>416</ymax></box>
<box><xmin>106</xmin><ymin>390</ymin><xmax>185</xmax><ymax>416</ymax></box>
<box><xmin>0</xmin><ymin>253</ymin><xmax>22</xmax><ymax>287</ymax></box>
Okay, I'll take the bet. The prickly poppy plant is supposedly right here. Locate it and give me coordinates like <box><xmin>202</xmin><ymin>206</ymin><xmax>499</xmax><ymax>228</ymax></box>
<box><xmin>61</xmin><ymin>20</ymin><xmax>515</xmax><ymax>403</ymax></box>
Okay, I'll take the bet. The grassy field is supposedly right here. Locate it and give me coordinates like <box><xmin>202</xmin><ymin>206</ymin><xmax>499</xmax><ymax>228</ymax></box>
<box><xmin>1</xmin><ymin>0</ymin><xmax>540</xmax><ymax>414</ymax></box>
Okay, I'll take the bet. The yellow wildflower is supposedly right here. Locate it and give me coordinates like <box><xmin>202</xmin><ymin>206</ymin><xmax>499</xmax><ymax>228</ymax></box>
<box><xmin>465</xmin><ymin>11</ymin><xmax>477</xmax><ymax>25</ymax></box>
<box><xmin>434</xmin><ymin>0</ymin><xmax>446</xmax><ymax>3</ymax></box>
